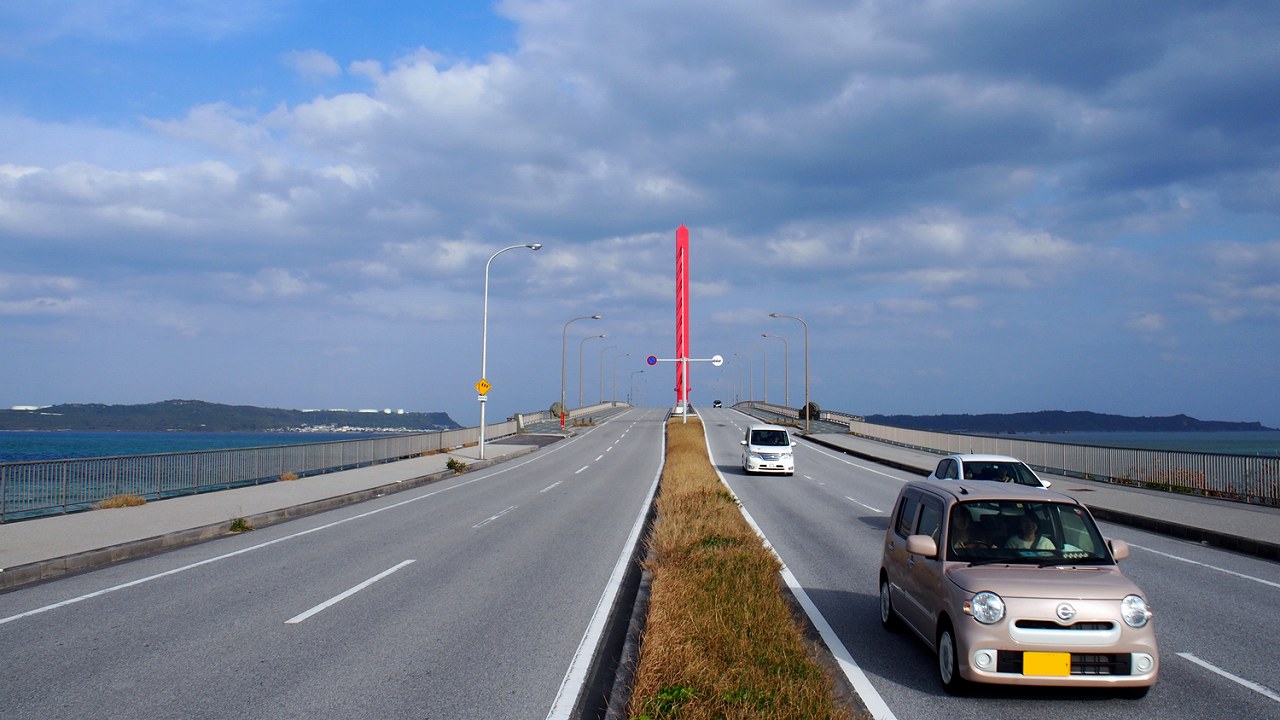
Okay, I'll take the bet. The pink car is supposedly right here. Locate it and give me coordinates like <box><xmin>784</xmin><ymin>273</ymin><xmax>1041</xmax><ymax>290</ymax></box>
<box><xmin>879</xmin><ymin>478</ymin><xmax>1158</xmax><ymax>696</ymax></box>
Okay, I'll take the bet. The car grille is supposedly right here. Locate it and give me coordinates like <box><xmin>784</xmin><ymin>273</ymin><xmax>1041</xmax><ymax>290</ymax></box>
<box><xmin>996</xmin><ymin>651</ymin><xmax>1133</xmax><ymax>676</ymax></box>
<box><xmin>1015</xmin><ymin>620</ymin><xmax>1115</xmax><ymax>631</ymax></box>
<box><xmin>759</xmin><ymin>453</ymin><xmax>783</xmax><ymax>460</ymax></box>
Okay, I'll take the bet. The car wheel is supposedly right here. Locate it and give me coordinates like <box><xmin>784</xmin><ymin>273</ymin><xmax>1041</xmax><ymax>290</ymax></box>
<box><xmin>937</xmin><ymin>622</ymin><xmax>969</xmax><ymax>695</ymax></box>
<box><xmin>878</xmin><ymin>576</ymin><xmax>901</xmax><ymax>632</ymax></box>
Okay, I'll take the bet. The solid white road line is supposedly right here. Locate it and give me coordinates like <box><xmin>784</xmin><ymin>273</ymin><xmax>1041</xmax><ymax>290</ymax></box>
<box><xmin>1178</xmin><ymin>652</ymin><xmax>1280</xmax><ymax>703</ymax></box>
<box><xmin>701</xmin><ymin>421</ymin><xmax>899</xmax><ymax>720</ymax></box>
<box><xmin>810</xmin><ymin>444</ymin><xmax>909</xmax><ymax>481</ymax></box>
<box><xmin>1128</xmin><ymin>542</ymin><xmax>1280</xmax><ymax>590</ymax></box>
<box><xmin>286</xmin><ymin>560</ymin><xmax>415</xmax><ymax>624</ymax></box>
<box><xmin>545</xmin><ymin>415</ymin><xmax>664</xmax><ymax>720</ymax></box>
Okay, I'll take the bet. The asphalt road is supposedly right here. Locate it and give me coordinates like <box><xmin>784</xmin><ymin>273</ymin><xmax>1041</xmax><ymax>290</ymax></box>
<box><xmin>0</xmin><ymin>408</ymin><xmax>667</xmax><ymax>720</ymax></box>
<box><xmin>702</xmin><ymin>408</ymin><xmax>1280</xmax><ymax>720</ymax></box>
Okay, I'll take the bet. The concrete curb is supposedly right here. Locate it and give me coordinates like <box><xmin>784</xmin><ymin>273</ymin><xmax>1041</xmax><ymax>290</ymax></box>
<box><xmin>0</xmin><ymin>446</ymin><xmax>537</xmax><ymax>593</ymax></box>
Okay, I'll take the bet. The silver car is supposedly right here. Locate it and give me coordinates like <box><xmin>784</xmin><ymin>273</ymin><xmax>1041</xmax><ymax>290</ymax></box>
<box><xmin>928</xmin><ymin>453</ymin><xmax>1050</xmax><ymax>488</ymax></box>
<box><xmin>879</xmin><ymin>478</ymin><xmax>1158</xmax><ymax>696</ymax></box>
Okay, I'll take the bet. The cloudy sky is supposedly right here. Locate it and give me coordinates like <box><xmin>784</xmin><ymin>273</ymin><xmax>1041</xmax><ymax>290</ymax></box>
<box><xmin>3</xmin><ymin>1</ymin><xmax>1279</xmax><ymax>428</ymax></box>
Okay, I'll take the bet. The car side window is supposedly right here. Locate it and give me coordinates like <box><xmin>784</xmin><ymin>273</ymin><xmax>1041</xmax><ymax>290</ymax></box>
<box><xmin>894</xmin><ymin>491</ymin><xmax>920</xmax><ymax>538</ymax></box>
<box><xmin>943</xmin><ymin>459</ymin><xmax>958</xmax><ymax>479</ymax></box>
<box><xmin>917</xmin><ymin>498</ymin><xmax>943</xmax><ymax>543</ymax></box>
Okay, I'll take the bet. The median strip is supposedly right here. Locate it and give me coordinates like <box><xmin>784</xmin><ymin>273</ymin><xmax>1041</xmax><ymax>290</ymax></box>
<box><xmin>625</xmin><ymin>417</ymin><xmax>864</xmax><ymax>719</ymax></box>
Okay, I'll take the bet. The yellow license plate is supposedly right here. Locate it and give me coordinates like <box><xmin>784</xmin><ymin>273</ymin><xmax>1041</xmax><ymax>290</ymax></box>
<box><xmin>1024</xmin><ymin>652</ymin><xmax>1071</xmax><ymax>676</ymax></box>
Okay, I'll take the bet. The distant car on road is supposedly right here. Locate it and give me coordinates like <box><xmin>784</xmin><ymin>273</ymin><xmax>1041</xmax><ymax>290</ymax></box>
<box><xmin>740</xmin><ymin>423</ymin><xmax>795</xmax><ymax>475</ymax></box>
<box><xmin>879</xmin><ymin>478</ymin><xmax>1158</xmax><ymax>696</ymax></box>
<box><xmin>713</xmin><ymin>400</ymin><xmax>723</xmax><ymax>408</ymax></box>
<box><xmin>928</xmin><ymin>453</ymin><xmax>1050</xmax><ymax>488</ymax></box>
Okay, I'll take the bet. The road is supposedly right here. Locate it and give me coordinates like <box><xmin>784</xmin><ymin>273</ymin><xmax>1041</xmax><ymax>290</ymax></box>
<box><xmin>703</xmin><ymin>408</ymin><xmax>1280</xmax><ymax>720</ymax></box>
<box><xmin>0</xmin><ymin>408</ymin><xmax>667</xmax><ymax>720</ymax></box>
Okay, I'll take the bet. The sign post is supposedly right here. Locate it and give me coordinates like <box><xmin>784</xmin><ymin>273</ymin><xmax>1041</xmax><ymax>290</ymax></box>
<box><xmin>649</xmin><ymin>354</ymin><xmax>723</xmax><ymax>424</ymax></box>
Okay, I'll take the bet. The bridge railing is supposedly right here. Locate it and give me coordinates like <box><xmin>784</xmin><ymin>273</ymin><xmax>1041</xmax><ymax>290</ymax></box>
<box><xmin>744</xmin><ymin>402</ymin><xmax>1279</xmax><ymax>506</ymax></box>
<box><xmin>0</xmin><ymin>417</ymin><xmax>523</xmax><ymax>523</ymax></box>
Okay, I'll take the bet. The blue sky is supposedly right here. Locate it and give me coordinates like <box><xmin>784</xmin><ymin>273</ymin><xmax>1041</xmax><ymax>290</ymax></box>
<box><xmin>3</xmin><ymin>1</ymin><xmax>1279</xmax><ymax>428</ymax></box>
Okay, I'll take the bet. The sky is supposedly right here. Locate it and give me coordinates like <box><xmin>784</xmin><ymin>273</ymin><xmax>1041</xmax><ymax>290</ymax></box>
<box><xmin>3</xmin><ymin>1</ymin><xmax>1279</xmax><ymax>429</ymax></box>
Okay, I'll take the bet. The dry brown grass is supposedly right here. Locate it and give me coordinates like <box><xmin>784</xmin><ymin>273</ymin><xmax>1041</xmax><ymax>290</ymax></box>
<box><xmin>93</xmin><ymin>494</ymin><xmax>147</xmax><ymax>509</ymax></box>
<box><xmin>279</xmin><ymin>471</ymin><xmax>299</xmax><ymax>481</ymax></box>
<box><xmin>628</xmin><ymin>418</ymin><xmax>857</xmax><ymax>720</ymax></box>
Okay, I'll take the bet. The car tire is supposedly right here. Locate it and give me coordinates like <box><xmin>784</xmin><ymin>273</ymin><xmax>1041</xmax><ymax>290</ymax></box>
<box><xmin>878</xmin><ymin>576</ymin><xmax>901</xmax><ymax>632</ymax></box>
<box><xmin>937</xmin><ymin>622</ymin><xmax>969</xmax><ymax>695</ymax></box>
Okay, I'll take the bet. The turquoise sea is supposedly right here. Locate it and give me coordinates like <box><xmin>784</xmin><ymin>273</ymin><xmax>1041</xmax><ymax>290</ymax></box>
<box><xmin>0</xmin><ymin>431</ymin><xmax>396</xmax><ymax>463</ymax></box>
<box><xmin>1008</xmin><ymin>430</ymin><xmax>1280</xmax><ymax>456</ymax></box>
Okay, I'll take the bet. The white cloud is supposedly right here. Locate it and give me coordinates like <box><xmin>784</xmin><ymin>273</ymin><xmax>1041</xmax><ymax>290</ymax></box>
<box><xmin>283</xmin><ymin>50</ymin><xmax>342</xmax><ymax>84</ymax></box>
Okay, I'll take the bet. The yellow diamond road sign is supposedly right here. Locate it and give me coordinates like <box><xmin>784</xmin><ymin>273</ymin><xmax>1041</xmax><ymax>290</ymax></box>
<box><xmin>475</xmin><ymin>378</ymin><xmax>492</xmax><ymax>395</ymax></box>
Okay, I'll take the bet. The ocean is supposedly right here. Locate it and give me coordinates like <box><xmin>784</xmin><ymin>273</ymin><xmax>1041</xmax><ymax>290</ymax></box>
<box><xmin>0</xmin><ymin>431</ymin><xmax>397</xmax><ymax>463</ymax></box>
<box><xmin>1007</xmin><ymin>430</ymin><xmax>1280</xmax><ymax>456</ymax></box>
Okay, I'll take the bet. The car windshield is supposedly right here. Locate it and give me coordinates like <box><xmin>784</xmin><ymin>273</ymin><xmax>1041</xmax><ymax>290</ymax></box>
<box><xmin>962</xmin><ymin>460</ymin><xmax>1041</xmax><ymax>486</ymax></box>
<box><xmin>751</xmin><ymin>429</ymin><xmax>789</xmax><ymax>446</ymax></box>
<box><xmin>945</xmin><ymin>500</ymin><xmax>1111</xmax><ymax>564</ymax></box>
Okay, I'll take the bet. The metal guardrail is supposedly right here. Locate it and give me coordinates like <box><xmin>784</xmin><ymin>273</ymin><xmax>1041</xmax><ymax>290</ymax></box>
<box><xmin>0</xmin><ymin>419</ymin><xmax>521</xmax><ymax>522</ymax></box>
<box><xmin>746</xmin><ymin>401</ymin><xmax>1279</xmax><ymax>507</ymax></box>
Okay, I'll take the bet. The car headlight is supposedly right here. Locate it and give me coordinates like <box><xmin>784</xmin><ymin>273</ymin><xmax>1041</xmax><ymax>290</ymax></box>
<box><xmin>967</xmin><ymin>591</ymin><xmax>1005</xmax><ymax>624</ymax></box>
<box><xmin>1121</xmin><ymin>594</ymin><xmax>1151</xmax><ymax>628</ymax></box>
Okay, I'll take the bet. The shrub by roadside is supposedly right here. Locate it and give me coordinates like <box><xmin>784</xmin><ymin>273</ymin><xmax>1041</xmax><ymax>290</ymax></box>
<box><xmin>627</xmin><ymin>417</ymin><xmax>860</xmax><ymax>720</ymax></box>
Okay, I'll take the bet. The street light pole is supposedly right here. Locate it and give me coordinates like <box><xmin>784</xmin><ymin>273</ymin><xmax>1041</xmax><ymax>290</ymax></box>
<box><xmin>762</xmin><ymin>333</ymin><xmax>789</xmax><ymax>409</ymax></box>
<box><xmin>754</xmin><ymin>345</ymin><xmax>767</xmax><ymax>405</ymax></box>
<box><xmin>479</xmin><ymin>243</ymin><xmax>541</xmax><ymax>459</ymax></box>
<box><xmin>769</xmin><ymin>313</ymin><xmax>809</xmax><ymax>433</ymax></box>
<box><xmin>629</xmin><ymin>369</ymin><xmax>644</xmax><ymax>405</ymax></box>
<box><xmin>579</xmin><ymin>333</ymin><xmax>606</xmax><ymax>408</ymax></box>
<box><xmin>734</xmin><ymin>351</ymin><xmax>753</xmax><ymax>404</ymax></box>
<box><xmin>560</xmin><ymin>314</ymin><xmax>602</xmax><ymax>428</ymax></box>
<box><xmin>612</xmin><ymin>352</ymin><xmax>631</xmax><ymax>404</ymax></box>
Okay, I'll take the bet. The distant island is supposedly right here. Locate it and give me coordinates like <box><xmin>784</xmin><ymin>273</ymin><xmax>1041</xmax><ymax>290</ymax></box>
<box><xmin>864</xmin><ymin>410</ymin><xmax>1276</xmax><ymax>434</ymax></box>
<box><xmin>0</xmin><ymin>399</ymin><xmax>460</xmax><ymax>433</ymax></box>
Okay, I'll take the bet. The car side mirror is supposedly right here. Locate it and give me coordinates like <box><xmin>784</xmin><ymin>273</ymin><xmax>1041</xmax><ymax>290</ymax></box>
<box><xmin>790</xmin><ymin>441</ymin><xmax>797</xmax><ymax>447</ymax></box>
<box><xmin>1041</xmin><ymin>479</ymin><xmax>1052</xmax><ymax>489</ymax></box>
<box><xmin>906</xmin><ymin>534</ymin><xmax>938</xmax><ymax>559</ymax></box>
<box><xmin>740</xmin><ymin>439</ymin><xmax>747</xmax><ymax>445</ymax></box>
<box><xmin>1107</xmin><ymin>538</ymin><xmax>1130</xmax><ymax>561</ymax></box>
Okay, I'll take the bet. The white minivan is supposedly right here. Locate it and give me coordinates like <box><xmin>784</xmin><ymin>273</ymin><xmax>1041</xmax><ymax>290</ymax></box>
<box><xmin>740</xmin><ymin>423</ymin><xmax>796</xmax><ymax>475</ymax></box>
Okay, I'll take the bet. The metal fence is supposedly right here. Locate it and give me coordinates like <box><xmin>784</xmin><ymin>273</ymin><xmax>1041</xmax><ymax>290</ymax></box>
<box><xmin>748</xmin><ymin>402</ymin><xmax>1280</xmax><ymax>506</ymax></box>
<box><xmin>0</xmin><ymin>419</ymin><xmax>519</xmax><ymax>523</ymax></box>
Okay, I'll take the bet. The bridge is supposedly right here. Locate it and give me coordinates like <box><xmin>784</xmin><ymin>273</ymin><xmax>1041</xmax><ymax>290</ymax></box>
<box><xmin>1</xmin><ymin>404</ymin><xmax>1278</xmax><ymax>719</ymax></box>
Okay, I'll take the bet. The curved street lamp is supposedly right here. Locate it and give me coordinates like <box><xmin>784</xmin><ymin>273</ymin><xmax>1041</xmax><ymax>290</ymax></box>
<box><xmin>579</xmin><ymin>333</ymin><xmax>606</xmax><ymax>407</ymax></box>
<box><xmin>769</xmin><ymin>313</ymin><xmax>809</xmax><ymax>433</ymax></box>
<box><xmin>560</xmin><ymin>314</ymin><xmax>602</xmax><ymax>427</ymax></box>
<box><xmin>629</xmin><ymin>369</ymin><xmax>645</xmax><ymax>405</ymax></box>
<box><xmin>762</xmin><ymin>333</ymin><xmax>789</xmax><ymax>409</ymax></box>
<box><xmin>479</xmin><ymin>243</ymin><xmax>541</xmax><ymax>459</ymax></box>
<box><xmin>599</xmin><ymin>344</ymin><xmax>618</xmax><ymax>404</ymax></box>
<box><xmin>612</xmin><ymin>352</ymin><xmax>631</xmax><ymax>404</ymax></box>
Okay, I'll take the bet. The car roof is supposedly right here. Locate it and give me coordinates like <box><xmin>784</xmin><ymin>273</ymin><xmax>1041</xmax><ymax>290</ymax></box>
<box><xmin>748</xmin><ymin>423</ymin><xmax>789</xmax><ymax>431</ymax></box>
<box><xmin>947</xmin><ymin>453</ymin><xmax>1025</xmax><ymax>463</ymax></box>
<box><xmin>907</xmin><ymin>477</ymin><xmax>1081</xmax><ymax>506</ymax></box>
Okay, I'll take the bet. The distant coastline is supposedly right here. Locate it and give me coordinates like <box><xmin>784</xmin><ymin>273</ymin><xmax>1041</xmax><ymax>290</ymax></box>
<box><xmin>0</xmin><ymin>399</ymin><xmax>460</xmax><ymax>433</ymax></box>
<box><xmin>865</xmin><ymin>410</ymin><xmax>1276</xmax><ymax>434</ymax></box>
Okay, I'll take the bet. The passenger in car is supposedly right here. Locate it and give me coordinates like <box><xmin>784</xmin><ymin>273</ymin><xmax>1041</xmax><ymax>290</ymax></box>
<box><xmin>1004</xmin><ymin>515</ymin><xmax>1055</xmax><ymax>550</ymax></box>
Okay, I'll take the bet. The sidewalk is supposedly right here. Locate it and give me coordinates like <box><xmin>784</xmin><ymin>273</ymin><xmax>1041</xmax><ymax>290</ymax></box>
<box><xmin>0</xmin><ymin>436</ymin><xmax>558</xmax><ymax>592</ymax></box>
<box><xmin>806</xmin><ymin>433</ymin><xmax>1280</xmax><ymax>561</ymax></box>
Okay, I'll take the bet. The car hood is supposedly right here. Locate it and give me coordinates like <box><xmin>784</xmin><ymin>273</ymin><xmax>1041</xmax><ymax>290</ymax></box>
<box><xmin>946</xmin><ymin>564</ymin><xmax>1143</xmax><ymax>600</ymax></box>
